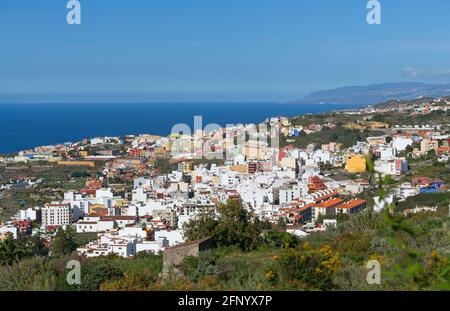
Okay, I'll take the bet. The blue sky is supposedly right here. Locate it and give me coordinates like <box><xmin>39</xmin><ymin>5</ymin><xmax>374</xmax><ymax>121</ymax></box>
<box><xmin>1</xmin><ymin>0</ymin><xmax>450</xmax><ymax>102</ymax></box>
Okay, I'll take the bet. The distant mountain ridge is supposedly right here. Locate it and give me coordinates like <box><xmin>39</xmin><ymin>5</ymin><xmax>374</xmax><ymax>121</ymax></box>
<box><xmin>292</xmin><ymin>82</ymin><xmax>450</xmax><ymax>106</ymax></box>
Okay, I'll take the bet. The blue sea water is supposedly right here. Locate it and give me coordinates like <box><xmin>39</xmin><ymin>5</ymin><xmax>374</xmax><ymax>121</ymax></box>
<box><xmin>0</xmin><ymin>102</ymin><xmax>363</xmax><ymax>154</ymax></box>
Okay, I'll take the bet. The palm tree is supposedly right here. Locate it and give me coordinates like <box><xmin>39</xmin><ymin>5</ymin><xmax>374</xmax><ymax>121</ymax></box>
<box><xmin>0</xmin><ymin>235</ymin><xmax>26</xmax><ymax>266</ymax></box>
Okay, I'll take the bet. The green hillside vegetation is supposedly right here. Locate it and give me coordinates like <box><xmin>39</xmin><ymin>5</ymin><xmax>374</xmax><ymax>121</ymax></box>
<box><xmin>0</xmin><ymin>163</ymin><xmax>100</xmax><ymax>221</ymax></box>
<box><xmin>290</xmin><ymin>112</ymin><xmax>360</xmax><ymax>127</ymax></box>
<box><xmin>281</xmin><ymin>126</ymin><xmax>385</xmax><ymax>149</ymax></box>
<box><xmin>0</xmin><ymin>198</ymin><xmax>448</xmax><ymax>291</ymax></box>
<box><xmin>374</xmin><ymin>110</ymin><xmax>450</xmax><ymax>126</ymax></box>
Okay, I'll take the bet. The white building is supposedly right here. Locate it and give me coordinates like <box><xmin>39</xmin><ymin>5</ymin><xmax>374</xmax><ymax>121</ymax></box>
<box><xmin>136</xmin><ymin>238</ymin><xmax>168</xmax><ymax>254</ymax></box>
<box><xmin>41</xmin><ymin>204</ymin><xmax>71</xmax><ymax>228</ymax></box>
<box><xmin>76</xmin><ymin>216</ymin><xmax>115</xmax><ymax>233</ymax></box>
<box><xmin>380</xmin><ymin>147</ymin><xmax>395</xmax><ymax>161</ymax></box>
<box><xmin>220</xmin><ymin>171</ymin><xmax>238</xmax><ymax>188</ymax></box>
<box><xmin>0</xmin><ymin>225</ymin><xmax>18</xmax><ymax>239</ymax></box>
<box><xmin>78</xmin><ymin>237</ymin><xmax>136</xmax><ymax>258</ymax></box>
<box><xmin>375</xmin><ymin>158</ymin><xmax>408</xmax><ymax>176</ymax></box>
<box><xmin>107</xmin><ymin>216</ymin><xmax>136</xmax><ymax>228</ymax></box>
<box><xmin>134</xmin><ymin>177</ymin><xmax>153</xmax><ymax>189</ymax></box>
<box><xmin>77</xmin><ymin>226</ymin><xmax>169</xmax><ymax>258</ymax></box>
<box><xmin>323</xmin><ymin>219</ymin><xmax>337</xmax><ymax>228</ymax></box>
<box><xmin>286</xmin><ymin>226</ymin><xmax>308</xmax><ymax>238</ymax></box>
<box><xmin>396</xmin><ymin>183</ymin><xmax>419</xmax><ymax>201</ymax></box>
<box><xmin>154</xmin><ymin>229</ymin><xmax>185</xmax><ymax>247</ymax></box>
<box><xmin>17</xmin><ymin>207</ymin><xmax>39</xmax><ymax>221</ymax></box>
<box><xmin>393</xmin><ymin>137</ymin><xmax>413</xmax><ymax>154</ymax></box>
<box><xmin>132</xmin><ymin>187</ymin><xmax>148</xmax><ymax>203</ymax></box>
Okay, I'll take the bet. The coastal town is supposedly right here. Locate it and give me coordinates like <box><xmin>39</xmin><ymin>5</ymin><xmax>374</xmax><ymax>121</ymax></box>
<box><xmin>2</xmin><ymin>0</ymin><xmax>450</xmax><ymax>303</ymax></box>
<box><xmin>1</xmin><ymin>97</ymin><xmax>449</xmax><ymax>265</ymax></box>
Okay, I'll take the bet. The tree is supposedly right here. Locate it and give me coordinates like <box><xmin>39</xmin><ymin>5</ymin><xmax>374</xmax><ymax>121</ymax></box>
<box><xmin>277</xmin><ymin>217</ymin><xmax>287</xmax><ymax>229</ymax></box>
<box><xmin>183</xmin><ymin>209</ymin><xmax>219</xmax><ymax>242</ymax></box>
<box><xmin>15</xmin><ymin>233</ymin><xmax>48</xmax><ymax>258</ymax></box>
<box><xmin>79</xmin><ymin>260</ymin><xmax>124</xmax><ymax>291</ymax></box>
<box><xmin>29</xmin><ymin>234</ymin><xmax>49</xmax><ymax>257</ymax></box>
<box><xmin>214</xmin><ymin>200</ymin><xmax>263</xmax><ymax>251</ymax></box>
<box><xmin>427</xmin><ymin>149</ymin><xmax>436</xmax><ymax>158</ymax></box>
<box><xmin>405</xmin><ymin>145</ymin><xmax>414</xmax><ymax>156</ymax></box>
<box><xmin>336</xmin><ymin>210</ymin><xmax>350</xmax><ymax>223</ymax></box>
<box><xmin>0</xmin><ymin>235</ymin><xmax>26</xmax><ymax>266</ymax></box>
<box><xmin>263</xmin><ymin>231</ymin><xmax>299</xmax><ymax>249</ymax></box>
<box><xmin>71</xmin><ymin>171</ymin><xmax>91</xmax><ymax>178</ymax></box>
<box><xmin>183</xmin><ymin>200</ymin><xmax>263</xmax><ymax>251</ymax></box>
<box><xmin>51</xmin><ymin>226</ymin><xmax>77</xmax><ymax>257</ymax></box>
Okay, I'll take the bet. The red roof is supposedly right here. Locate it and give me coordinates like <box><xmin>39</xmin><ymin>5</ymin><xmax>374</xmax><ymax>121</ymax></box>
<box><xmin>80</xmin><ymin>189</ymin><xmax>96</xmax><ymax>194</ymax></box>
<box><xmin>317</xmin><ymin>198</ymin><xmax>344</xmax><ymax>208</ymax></box>
<box><xmin>313</xmin><ymin>191</ymin><xmax>339</xmax><ymax>203</ymax></box>
<box><xmin>102</xmin><ymin>216</ymin><xmax>136</xmax><ymax>221</ymax></box>
<box><xmin>297</xmin><ymin>203</ymin><xmax>315</xmax><ymax>212</ymax></box>
<box><xmin>337</xmin><ymin>199</ymin><xmax>367</xmax><ymax>209</ymax></box>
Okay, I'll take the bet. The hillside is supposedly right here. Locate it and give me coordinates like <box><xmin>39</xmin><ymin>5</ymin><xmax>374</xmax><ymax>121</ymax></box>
<box><xmin>292</xmin><ymin>82</ymin><xmax>450</xmax><ymax>105</ymax></box>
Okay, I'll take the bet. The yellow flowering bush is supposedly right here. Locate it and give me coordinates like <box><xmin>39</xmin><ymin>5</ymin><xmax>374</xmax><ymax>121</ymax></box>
<box><xmin>280</xmin><ymin>245</ymin><xmax>341</xmax><ymax>290</ymax></box>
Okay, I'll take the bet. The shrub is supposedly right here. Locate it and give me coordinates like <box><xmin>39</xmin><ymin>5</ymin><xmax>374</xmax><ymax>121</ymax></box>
<box><xmin>279</xmin><ymin>244</ymin><xmax>340</xmax><ymax>290</ymax></box>
<box><xmin>0</xmin><ymin>257</ymin><xmax>56</xmax><ymax>291</ymax></box>
<box><xmin>79</xmin><ymin>259</ymin><xmax>124</xmax><ymax>291</ymax></box>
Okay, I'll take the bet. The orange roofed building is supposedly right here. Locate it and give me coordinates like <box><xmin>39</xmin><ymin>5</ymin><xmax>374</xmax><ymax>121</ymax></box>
<box><xmin>336</xmin><ymin>199</ymin><xmax>367</xmax><ymax>214</ymax></box>
<box><xmin>313</xmin><ymin>197</ymin><xmax>344</xmax><ymax>221</ymax></box>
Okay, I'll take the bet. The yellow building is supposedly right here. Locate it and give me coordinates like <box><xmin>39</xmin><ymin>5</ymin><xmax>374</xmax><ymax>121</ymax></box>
<box><xmin>229</xmin><ymin>165</ymin><xmax>248</xmax><ymax>173</ymax></box>
<box><xmin>344</xmin><ymin>121</ymin><xmax>389</xmax><ymax>130</ymax></box>
<box><xmin>178</xmin><ymin>161</ymin><xmax>193</xmax><ymax>173</ymax></box>
<box><xmin>345</xmin><ymin>155</ymin><xmax>367</xmax><ymax>174</ymax></box>
<box><xmin>280</xmin><ymin>118</ymin><xmax>291</xmax><ymax>127</ymax></box>
<box><xmin>115</xmin><ymin>199</ymin><xmax>129</xmax><ymax>207</ymax></box>
<box><xmin>243</xmin><ymin>141</ymin><xmax>269</xmax><ymax>161</ymax></box>
<box><xmin>58</xmin><ymin>160</ymin><xmax>96</xmax><ymax>167</ymax></box>
<box><xmin>79</xmin><ymin>150</ymin><xmax>89</xmax><ymax>157</ymax></box>
<box><xmin>211</xmin><ymin>175</ymin><xmax>220</xmax><ymax>185</ymax></box>
<box><xmin>344</xmin><ymin>123</ymin><xmax>365</xmax><ymax>130</ymax></box>
<box><xmin>366</xmin><ymin>136</ymin><xmax>387</xmax><ymax>146</ymax></box>
<box><xmin>420</xmin><ymin>139</ymin><xmax>438</xmax><ymax>155</ymax></box>
<box><xmin>280</xmin><ymin>157</ymin><xmax>297</xmax><ymax>170</ymax></box>
<box><xmin>366</xmin><ymin>121</ymin><xmax>390</xmax><ymax>129</ymax></box>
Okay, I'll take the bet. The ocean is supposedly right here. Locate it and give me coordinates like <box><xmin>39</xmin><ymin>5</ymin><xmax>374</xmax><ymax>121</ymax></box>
<box><xmin>0</xmin><ymin>102</ymin><xmax>363</xmax><ymax>154</ymax></box>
